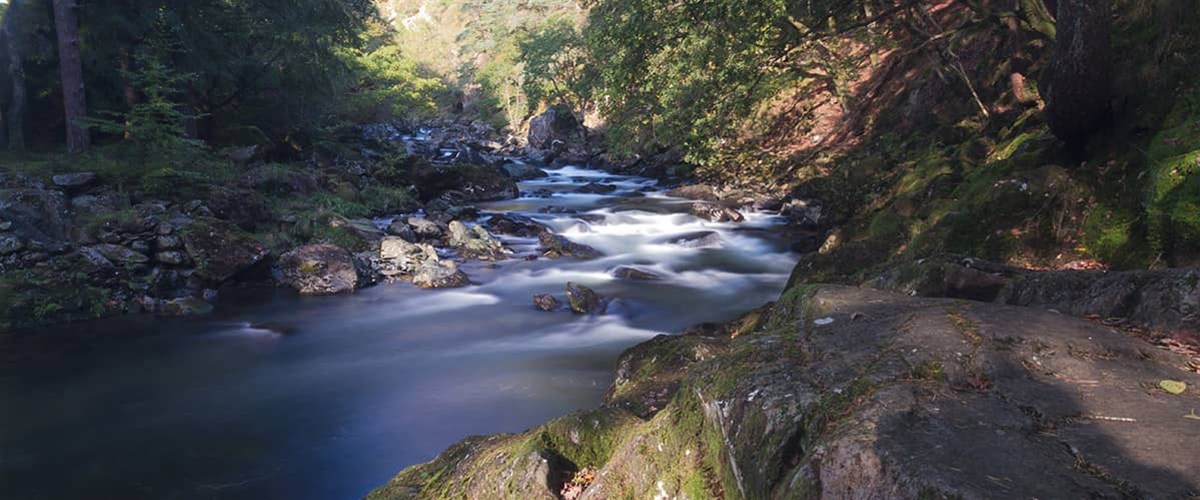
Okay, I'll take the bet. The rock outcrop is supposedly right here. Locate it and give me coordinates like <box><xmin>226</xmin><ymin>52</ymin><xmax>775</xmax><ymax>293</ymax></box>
<box><xmin>370</xmin><ymin>285</ymin><xmax>1200</xmax><ymax>499</ymax></box>
<box><xmin>868</xmin><ymin>256</ymin><xmax>1200</xmax><ymax>333</ymax></box>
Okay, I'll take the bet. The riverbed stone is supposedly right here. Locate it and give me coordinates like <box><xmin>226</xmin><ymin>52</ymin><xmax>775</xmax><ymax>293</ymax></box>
<box><xmin>655</xmin><ymin>230</ymin><xmax>722</xmax><ymax>248</ymax></box>
<box><xmin>278</xmin><ymin>244</ymin><xmax>359</xmax><ymax>295</ymax></box>
<box><xmin>51</xmin><ymin>172</ymin><xmax>97</xmax><ymax>192</ymax></box>
<box><xmin>159</xmin><ymin>297</ymin><xmax>214</xmax><ymax>316</ymax></box>
<box><xmin>611</xmin><ymin>266</ymin><xmax>662</xmax><ymax>281</ymax></box>
<box><xmin>386</xmin><ymin>219</ymin><xmax>417</xmax><ymax>242</ymax></box>
<box><xmin>412</xmin><ymin>261</ymin><xmax>469</xmax><ymax>289</ymax></box>
<box><xmin>378</xmin><ymin>237</ymin><xmax>440</xmax><ymax>277</ymax></box>
<box><xmin>689</xmin><ymin>202</ymin><xmax>744</xmax><ymax>223</ymax></box>
<box><xmin>487</xmin><ymin>213</ymin><xmax>549</xmax><ymax>237</ymax></box>
<box><xmin>533</xmin><ymin>294</ymin><xmax>561</xmax><ymax>312</ymax></box>
<box><xmin>565</xmin><ymin>282</ymin><xmax>605</xmax><ymax>315</ymax></box>
<box><xmin>539</xmin><ymin>233</ymin><xmax>601</xmax><ymax>260</ymax></box>
<box><xmin>447</xmin><ymin>221</ymin><xmax>509</xmax><ymax>261</ymax></box>
<box><xmin>406</xmin><ymin>217</ymin><xmax>446</xmax><ymax>241</ymax></box>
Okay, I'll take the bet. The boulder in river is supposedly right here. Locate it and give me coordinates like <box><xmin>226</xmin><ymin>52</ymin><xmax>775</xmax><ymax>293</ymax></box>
<box><xmin>412</xmin><ymin>261</ymin><xmax>470</xmax><ymax>289</ymax></box>
<box><xmin>447</xmin><ymin>221</ymin><xmax>509</xmax><ymax>261</ymax></box>
<box><xmin>533</xmin><ymin>294</ymin><xmax>562</xmax><ymax>312</ymax></box>
<box><xmin>655</xmin><ymin>230</ymin><xmax>722</xmax><ymax>248</ymax></box>
<box><xmin>406</xmin><ymin>218</ymin><xmax>446</xmax><ymax>241</ymax></box>
<box><xmin>611</xmin><ymin>266</ymin><xmax>662</xmax><ymax>281</ymax></box>
<box><xmin>689</xmin><ymin>202</ymin><xmax>744</xmax><ymax>223</ymax></box>
<box><xmin>378</xmin><ymin>237</ymin><xmax>440</xmax><ymax>277</ymax></box>
<box><xmin>565</xmin><ymin>282</ymin><xmax>606</xmax><ymax>315</ymax></box>
<box><xmin>576</xmin><ymin>182</ymin><xmax>618</xmax><ymax>194</ymax></box>
<box><xmin>538</xmin><ymin>233</ymin><xmax>601</xmax><ymax>260</ymax></box>
<box><xmin>386</xmin><ymin>219</ymin><xmax>417</xmax><ymax>242</ymax></box>
<box><xmin>486</xmin><ymin>214</ymin><xmax>549</xmax><ymax>237</ymax></box>
<box><xmin>500</xmin><ymin>163</ymin><xmax>548</xmax><ymax>180</ymax></box>
<box><xmin>278</xmin><ymin>244</ymin><xmax>359</xmax><ymax>295</ymax></box>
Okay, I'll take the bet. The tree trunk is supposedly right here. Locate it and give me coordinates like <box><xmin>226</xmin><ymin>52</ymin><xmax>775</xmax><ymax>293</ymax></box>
<box><xmin>1044</xmin><ymin>0</ymin><xmax>1111</xmax><ymax>151</ymax></box>
<box><xmin>52</xmin><ymin>0</ymin><xmax>89</xmax><ymax>153</ymax></box>
<box><xmin>3</xmin><ymin>3</ymin><xmax>26</xmax><ymax>152</ymax></box>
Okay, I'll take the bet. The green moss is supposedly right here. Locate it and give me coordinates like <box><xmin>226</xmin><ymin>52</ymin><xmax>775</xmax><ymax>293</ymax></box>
<box><xmin>911</xmin><ymin>359</ymin><xmax>946</xmax><ymax>382</ymax></box>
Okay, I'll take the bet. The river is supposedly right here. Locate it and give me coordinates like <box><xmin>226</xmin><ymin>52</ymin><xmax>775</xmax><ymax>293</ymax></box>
<box><xmin>0</xmin><ymin>166</ymin><xmax>797</xmax><ymax>499</ymax></box>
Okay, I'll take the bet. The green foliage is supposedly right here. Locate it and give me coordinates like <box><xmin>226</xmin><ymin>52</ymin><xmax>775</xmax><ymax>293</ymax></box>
<box><xmin>340</xmin><ymin>36</ymin><xmax>447</xmax><ymax>122</ymax></box>
<box><xmin>1145</xmin><ymin>86</ymin><xmax>1200</xmax><ymax>263</ymax></box>
<box><xmin>582</xmin><ymin>0</ymin><xmax>873</xmax><ymax>164</ymax></box>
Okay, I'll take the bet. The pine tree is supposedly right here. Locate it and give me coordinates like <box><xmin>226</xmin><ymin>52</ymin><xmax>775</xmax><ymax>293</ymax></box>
<box><xmin>52</xmin><ymin>0</ymin><xmax>90</xmax><ymax>152</ymax></box>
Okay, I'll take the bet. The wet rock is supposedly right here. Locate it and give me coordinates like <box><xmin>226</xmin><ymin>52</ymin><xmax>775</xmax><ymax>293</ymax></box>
<box><xmin>412</xmin><ymin>261</ymin><xmax>470</xmax><ymax>289</ymax></box>
<box><xmin>128</xmin><ymin>240</ymin><xmax>151</xmax><ymax>254</ymax></box>
<box><xmin>51</xmin><ymin>172</ymin><xmax>98</xmax><ymax>192</ymax></box>
<box><xmin>378</xmin><ymin>237</ymin><xmax>440</xmax><ymax>277</ymax></box>
<box><xmin>783</xmin><ymin>199</ymin><xmax>824</xmax><ymax>228</ymax></box>
<box><xmin>689</xmin><ymin>202</ymin><xmax>744</xmax><ymax>223</ymax></box>
<box><xmin>159</xmin><ymin>297</ymin><xmax>214</xmax><ymax>316</ymax></box>
<box><xmin>655</xmin><ymin>230</ymin><xmax>722</xmax><ymax>248</ymax></box>
<box><xmin>566</xmin><ymin>282</ymin><xmax>606</xmax><ymax>315</ymax></box>
<box><xmin>611</xmin><ymin>266</ymin><xmax>662</xmax><ymax>281</ymax></box>
<box><xmin>576</xmin><ymin>182</ymin><xmax>617</xmax><ymax>194</ymax></box>
<box><xmin>278</xmin><ymin>244</ymin><xmax>359</xmax><ymax>295</ymax></box>
<box><xmin>666</xmin><ymin>184</ymin><xmax>719</xmax><ymax>202</ymax></box>
<box><xmin>386</xmin><ymin>219</ymin><xmax>417</xmax><ymax>242</ymax></box>
<box><xmin>524</xmin><ymin>188</ymin><xmax>555</xmax><ymax>198</ymax></box>
<box><xmin>239</xmin><ymin>165</ymin><xmax>319</xmax><ymax>195</ymax></box>
<box><xmin>575</xmin><ymin>214</ymin><xmax>608</xmax><ymax>225</ymax></box>
<box><xmin>487</xmin><ymin>213</ymin><xmax>550</xmax><ymax>237</ymax></box>
<box><xmin>180</xmin><ymin>217</ymin><xmax>268</xmax><ymax>283</ymax></box>
<box><xmin>533</xmin><ymin>294</ymin><xmax>562</xmax><ymax>312</ymax></box>
<box><xmin>538</xmin><ymin>233</ymin><xmax>601</xmax><ymax>260</ymax></box>
<box><xmin>89</xmin><ymin>243</ymin><xmax>150</xmax><ymax>264</ymax></box>
<box><xmin>411</xmin><ymin>162</ymin><xmax>519</xmax><ymax>202</ymax></box>
<box><xmin>752</xmin><ymin>197</ymin><xmax>785</xmax><ymax>212</ymax></box>
<box><xmin>500</xmin><ymin>162</ymin><xmax>548</xmax><ymax>180</ymax></box>
<box><xmin>406</xmin><ymin>217</ymin><xmax>446</xmax><ymax>241</ymax></box>
<box><xmin>447</xmin><ymin>221</ymin><xmax>509</xmax><ymax>261</ymax></box>
<box><xmin>538</xmin><ymin>206</ymin><xmax>577</xmax><ymax>215</ymax></box>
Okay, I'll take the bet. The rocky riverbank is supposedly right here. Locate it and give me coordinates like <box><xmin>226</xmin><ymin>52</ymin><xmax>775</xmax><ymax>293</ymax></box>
<box><xmin>369</xmin><ymin>282</ymin><xmax>1200</xmax><ymax>499</ymax></box>
<box><xmin>0</xmin><ymin>110</ymin><xmax>621</xmax><ymax>332</ymax></box>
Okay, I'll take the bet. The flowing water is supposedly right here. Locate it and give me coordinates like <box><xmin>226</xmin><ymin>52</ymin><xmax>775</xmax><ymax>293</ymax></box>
<box><xmin>0</xmin><ymin>166</ymin><xmax>797</xmax><ymax>499</ymax></box>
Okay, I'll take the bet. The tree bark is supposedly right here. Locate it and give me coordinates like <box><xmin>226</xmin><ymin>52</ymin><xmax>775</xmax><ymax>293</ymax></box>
<box><xmin>3</xmin><ymin>3</ymin><xmax>26</xmax><ymax>152</ymax></box>
<box><xmin>1045</xmin><ymin>0</ymin><xmax>1111</xmax><ymax>151</ymax></box>
<box><xmin>52</xmin><ymin>0</ymin><xmax>89</xmax><ymax>153</ymax></box>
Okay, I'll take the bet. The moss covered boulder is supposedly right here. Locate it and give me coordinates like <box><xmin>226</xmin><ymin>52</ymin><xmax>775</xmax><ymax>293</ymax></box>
<box><xmin>278</xmin><ymin>244</ymin><xmax>359</xmax><ymax>295</ymax></box>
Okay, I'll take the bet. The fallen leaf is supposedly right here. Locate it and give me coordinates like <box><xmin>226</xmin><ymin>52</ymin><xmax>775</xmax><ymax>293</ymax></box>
<box><xmin>1159</xmin><ymin>380</ymin><xmax>1188</xmax><ymax>395</ymax></box>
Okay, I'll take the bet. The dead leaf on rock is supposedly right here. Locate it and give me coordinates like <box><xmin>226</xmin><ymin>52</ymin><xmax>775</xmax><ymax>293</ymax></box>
<box><xmin>1160</xmin><ymin>380</ymin><xmax>1188</xmax><ymax>395</ymax></box>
